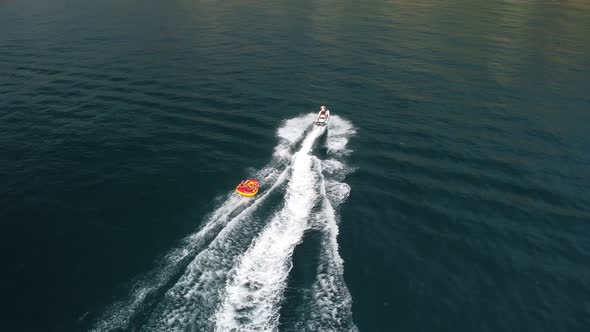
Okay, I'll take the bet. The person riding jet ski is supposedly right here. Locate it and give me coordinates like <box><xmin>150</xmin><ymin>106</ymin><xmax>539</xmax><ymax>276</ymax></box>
<box><xmin>315</xmin><ymin>105</ymin><xmax>330</xmax><ymax>126</ymax></box>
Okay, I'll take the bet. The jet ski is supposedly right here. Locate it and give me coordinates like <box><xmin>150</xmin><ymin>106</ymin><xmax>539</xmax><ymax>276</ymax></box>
<box><xmin>236</xmin><ymin>179</ymin><xmax>259</xmax><ymax>197</ymax></box>
<box><xmin>315</xmin><ymin>105</ymin><xmax>330</xmax><ymax>126</ymax></box>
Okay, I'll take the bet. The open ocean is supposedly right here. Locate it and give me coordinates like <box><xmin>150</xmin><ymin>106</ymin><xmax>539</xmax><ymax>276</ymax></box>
<box><xmin>1</xmin><ymin>0</ymin><xmax>589</xmax><ymax>331</ymax></box>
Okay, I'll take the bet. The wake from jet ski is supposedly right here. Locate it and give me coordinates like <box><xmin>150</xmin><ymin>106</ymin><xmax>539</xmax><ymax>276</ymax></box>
<box><xmin>215</xmin><ymin>116</ymin><xmax>356</xmax><ymax>332</ymax></box>
<box><xmin>215</xmin><ymin>126</ymin><xmax>326</xmax><ymax>331</ymax></box>
<box><xmin>303</xmin><ymin>160</ymin><xmax>357</xmax><ymax>332</ymax></box>
<box><xmin>91</xmin><ymin>112</ymin><xmax>357</xmax><ymax>332</ymax></box>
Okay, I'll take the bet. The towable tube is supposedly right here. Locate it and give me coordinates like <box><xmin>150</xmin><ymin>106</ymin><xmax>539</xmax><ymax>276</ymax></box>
<box><xmin>236</xmin><ymin>179</ymin><xmax>259</xmax><ymax>197</ymax></box>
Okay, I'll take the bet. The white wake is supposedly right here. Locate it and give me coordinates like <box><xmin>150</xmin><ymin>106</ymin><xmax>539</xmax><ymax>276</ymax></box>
<box><xmin>214</xmin><ymin>126</ymin><xmax>325</xmax><ymax>331</ymax></box>
<box><xmin>304</xmin><ymin>160</ymin><xmax>356</xmax><ymax>332</ymax></box>
<box><xmin>214</xmin><ymin>115</ymin><xmax>357</xmax><ymax>332</ymax></box>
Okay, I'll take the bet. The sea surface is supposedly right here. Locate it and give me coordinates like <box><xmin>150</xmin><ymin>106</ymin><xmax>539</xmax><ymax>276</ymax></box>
<box><xmin>1</xmin><ymin>0</ymin><xmax>590</xmax><ymax>331</ymax></box>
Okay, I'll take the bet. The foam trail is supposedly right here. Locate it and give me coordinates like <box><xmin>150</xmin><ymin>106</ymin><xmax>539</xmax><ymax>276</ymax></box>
<box><xmin>214</xmin><ymin>126</ymin><xmax>326</xmax><ymax>332</ymax></box>
<box><xmin>326</xmin><ymin>115</ymin><xmax>356</xmax><ymax>157</ymax></box>
<box><xmin>90</xmin><ymin>113</ymin><xmax>314</xmax><ymax>332</ymax></box>
<box><xmin>287</xmin><ymin>115</ymin><xmax>357</xmax><ymax>332</ymax></box>
<box><xmin>274</xmin><ymin>113</ymin><xmax>317</xmax><ymax>161</ymax></box>
<box><xmin>303</xmin><ymin>163</ymin><xmax>357</xmax><ymax>332</ymax></box>
<box><xmin>140</xmin><ymin>116</ymin><xmax>319</xmax><ymax>332</ymax></box>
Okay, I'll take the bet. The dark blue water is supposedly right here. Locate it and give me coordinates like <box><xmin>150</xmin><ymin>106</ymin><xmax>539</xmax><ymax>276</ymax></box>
<box><xmin>2</xmin><ymin>0</ymin><xmax>590</xmax><ymax>331</ymax></box>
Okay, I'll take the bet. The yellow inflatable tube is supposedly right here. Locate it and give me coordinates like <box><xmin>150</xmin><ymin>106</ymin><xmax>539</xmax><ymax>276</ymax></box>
<box><xmin>236</xmin><ymin>179</ymin><xmax>259</xmax><ymax>197</ymax></box>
